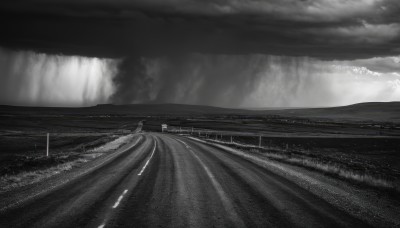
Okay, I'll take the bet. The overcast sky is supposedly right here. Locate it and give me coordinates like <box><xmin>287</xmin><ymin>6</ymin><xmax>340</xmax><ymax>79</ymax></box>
<box><xmin>0</xmin><ymin>0</ymin><xmax>399</xmax><ymax>107</ymax></box>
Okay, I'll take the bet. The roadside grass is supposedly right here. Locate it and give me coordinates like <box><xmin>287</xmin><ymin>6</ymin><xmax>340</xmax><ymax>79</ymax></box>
<box><xmin>0</xmin><ymin>134</ymin><xmax>135</xmax><ymax>193</ymax></box>
<box><xmin>204</xmin><ymin>138</ymin><xmax>396</xmax><ymax>190</ymax></box>
<box><xmin>87</xmin><ymin>134</ymin><xmax>134</xmax><ymax>153</ymax></box>
<box><xmin>284</xmin><ymin>157</ymin><xmax>394</xmax><ymax>188</ymax></box>
<box><xmin>0</xmin><ymin>158</ymin><xmax>87</xmax><ymax>192</ymax></box>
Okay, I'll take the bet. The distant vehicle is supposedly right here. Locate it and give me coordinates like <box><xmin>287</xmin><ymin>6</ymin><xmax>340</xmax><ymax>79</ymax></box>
<box><xmin>161</xmin><ymin>124</ymin><xmax>168</xmax><ymax>132</ymax></box>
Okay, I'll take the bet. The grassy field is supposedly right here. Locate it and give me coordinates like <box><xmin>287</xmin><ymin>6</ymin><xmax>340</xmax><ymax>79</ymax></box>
<box><xmin>160</xmin><ymin>116</ymin><xmax>400</xmax><ymax>190</ymax></box>
<box><xmin>0</xmin><ymin>115</ymin><xmax>140</xmax><ymax>187</ymax></box>
<box><xmin>1</xmin><ymin>103</ymin><xmax>400</xmax><ymax>192</ymax></box>
<box><xmin>0</xmin><ymin>134</ymin><xmax>136</xmax><ymax>192</ymax></box>
<box><xmin>200</xmin><ymin>135</ymin><xmax>400</xmax><ymax>189</ymax></box>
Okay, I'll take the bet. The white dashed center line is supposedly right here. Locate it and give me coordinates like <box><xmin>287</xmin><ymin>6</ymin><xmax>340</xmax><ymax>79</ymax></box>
<box><xmin>176</xmin><ymin>139</ymin><xmax>190</xmax><ymax>148</ymax></box>
<box><xmin>138</xmin><ymin>141</ymin><xmax>157</xmax><ymax>176</ymax></box>
<box><xmin>112</xmin><ymin>189</ymin><xmax>129</xmax><ymax>209</ymax></box>
<box><xmin>177</xmin><ymin>138</ymin><xmax>245</xmax><ymax>227</ymax></box>
<box><xmin>98</xmin><ymin>139</ymin><xmax>158</xmax><ymax>228</ymax></box>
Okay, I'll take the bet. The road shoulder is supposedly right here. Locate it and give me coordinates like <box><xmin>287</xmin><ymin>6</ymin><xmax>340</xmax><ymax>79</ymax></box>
<box><xmin>186</xmin><ymin>136</ymin><xmax>400</xmax><ymax>227</ymax></box>
<box><xmin>0</xmin><ymin>134</ymin><xmax>144</xmax><ymax>212</ymax></box>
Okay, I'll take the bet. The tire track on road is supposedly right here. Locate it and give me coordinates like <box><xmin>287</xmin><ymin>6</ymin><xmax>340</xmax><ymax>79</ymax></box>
<box><xmin>176</xmin><ymin>138</ymin><xmax>246</xmax><ymax>228</ymax></box>
<box><xmin>183</xmin><ymin>135</ymin><xmax>371</xmax><ymax>228</ymax></box>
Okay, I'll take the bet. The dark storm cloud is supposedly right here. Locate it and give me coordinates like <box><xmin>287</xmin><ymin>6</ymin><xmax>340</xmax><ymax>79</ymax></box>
<box><xmin>1</xmin><ymin>0</ymin><xmax>400</xmax><ymax>107</ymax></box>
<box><xmin>110</xmin><ymin>57</ymin><xmax>154</xmax><ymax>104</ymax></box>
<box><xmin>109</xmin><ymin>54</ymin><xmax>400</xmax><ymax>107</ymax></box>
<box><xmin>111</xmin><ymin>55</ymin><xmax>268</xmax><ymax>106</ymax></box>
<box><xmin>0</xmin><ymin>0</ymin><xmax>399</xmax><ymax>59</ymax></box>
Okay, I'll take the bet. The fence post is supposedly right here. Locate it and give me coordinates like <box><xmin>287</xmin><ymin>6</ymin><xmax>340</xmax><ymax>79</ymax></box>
<box><xmin>259</xmin><ymin>135</ymin><xmax>262</xmax><ymax>148</ymax></box>
<box><xmin>46</xmin><ymin>133</ymin><xmax>49</xmax><ymax>157</ymax></box>
<box><xmin>230</xmin><ymin>136</ymin><xmax>233</xmax><ymax>143</ymax></box>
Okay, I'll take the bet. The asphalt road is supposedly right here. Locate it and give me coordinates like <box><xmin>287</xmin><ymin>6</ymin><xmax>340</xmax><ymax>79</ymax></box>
<box><xmin>0</xmin><ymin>133</ymin><xmax>371</xmax><ymax>228</ymax></box>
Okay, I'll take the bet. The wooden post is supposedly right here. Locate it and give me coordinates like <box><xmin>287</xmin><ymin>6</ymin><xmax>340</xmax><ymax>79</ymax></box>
<box><xmin>46</xmin><ymin>133</ymin><xmax>49</xmax><ymax>157</ymax></box>
<box><xmin>230</xmin><ymin>136</ymin><xmax>233</xmax><ymax>143</ymax></box>
<box><xmin>259</xmin><ymin>135</ymin><xmax>262</xmax><ymax>148</ymax></box>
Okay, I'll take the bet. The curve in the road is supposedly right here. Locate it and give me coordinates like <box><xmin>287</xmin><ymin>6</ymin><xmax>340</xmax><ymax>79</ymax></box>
<box><xmin>0</xmin><ymin>133</ymin><xmax>373</xmax><ymax>228</ymax></box>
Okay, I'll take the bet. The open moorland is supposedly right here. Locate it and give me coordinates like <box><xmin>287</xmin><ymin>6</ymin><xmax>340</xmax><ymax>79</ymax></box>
<box><xmin>1</xmin><ymin>102</ymin><xmax>399</xmax><ymax>191</ymax></box>
<box><xmin>0</xmin><ymin>112</ymin><xmax>142</xmax><ymax>190</ymax></box>
<box><xmin>0</xmin><ymin>102</ymin><xmax>400</xmax><ymax>227</ymax></box>
<box><xmin>146</xmin><ymin>115</ymin><xmax>400</xmax><ymax>190</ymax></box>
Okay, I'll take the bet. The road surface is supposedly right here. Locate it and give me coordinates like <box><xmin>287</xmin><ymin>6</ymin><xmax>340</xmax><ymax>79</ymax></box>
<box><xmin>0</xmin><ymin>133</ymin><xmax>370</xmax><ymax>228</ymax></box>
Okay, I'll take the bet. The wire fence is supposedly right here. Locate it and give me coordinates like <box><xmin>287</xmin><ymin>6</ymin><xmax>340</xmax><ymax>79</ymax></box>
<box><xmin>165</xmin><ymin>125</ymin><xmax>274</xmax><ymax>150</ymax></box>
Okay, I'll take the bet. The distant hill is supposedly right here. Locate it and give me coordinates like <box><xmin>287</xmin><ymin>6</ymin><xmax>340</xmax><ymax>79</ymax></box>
<box><xmin>263</xmin><ymin>102</ymin><xmax>400</xmax><ymax>122</ymax></box>
<box><xmin>89</xmin><ymin>104</ymin><xmax>248</xmax><ymax>115</ymax></box>
<box><xmin>0</xmin><ymin>103</ymin><xmax>248</xmax><ymax>116</ymax></box>
<box><xmin>1</xmin><ymin>102</ymin><xmax>399</xmax><ymax>122</ymax></box>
